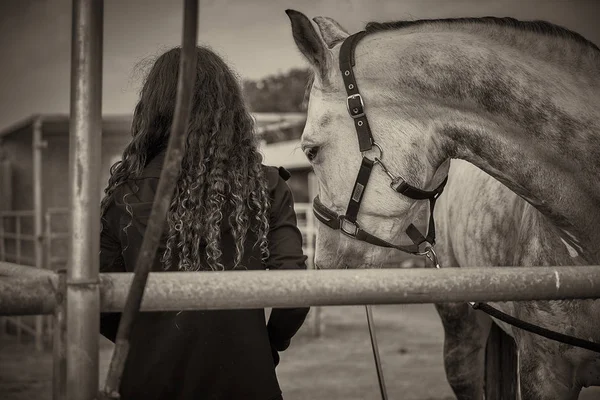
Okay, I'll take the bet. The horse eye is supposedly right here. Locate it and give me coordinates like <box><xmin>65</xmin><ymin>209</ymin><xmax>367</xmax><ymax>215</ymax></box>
<box><xmin>303</xmin><ymin>146</ymin><xmax>320</xmax><ymax>162</ymax></box>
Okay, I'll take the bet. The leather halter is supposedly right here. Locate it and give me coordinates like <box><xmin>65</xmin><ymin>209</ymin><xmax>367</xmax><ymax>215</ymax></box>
<box><xmin>312</xmin><ymin>31</ymin><xmax>448</xmax><ymax>258</ymax></box>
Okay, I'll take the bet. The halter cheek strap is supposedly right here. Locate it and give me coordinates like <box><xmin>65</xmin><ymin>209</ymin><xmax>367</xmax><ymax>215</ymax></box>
<box><xmin>340</xmin><ymin>31</ymin><xmax>373</xmax><ymax>152</ymax></box>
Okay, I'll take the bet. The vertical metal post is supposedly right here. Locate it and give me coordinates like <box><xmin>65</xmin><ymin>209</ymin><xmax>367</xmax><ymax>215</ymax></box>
<box><xmin>45</xmin><ymin>212</ymin><xmax>52</xmax><ymax>270</ymax></box>
<box><xmin>45</xmin><ymin>211</ymin><xmax>54</xmax><ymax>343</ymax></box>
<box><xmin>0</xmin><ymin>157</ymin><xmax>10</xmax><ymax>336</ymax></box>
<box><xmin>54</xmin><ymin>269</ymin><xmax>67</xmax><ymax>400</ymax></box>
<box><xmin>67</xmin><ymin>0</ymin><xmax>103</xmax><ymax>399</ymax></box>
<box><xmin>15</xmin><ymin>215</ymin><xmax>22</xmax><ymax>342</ymax></box>
<box><xmin>33</xmin><ymin>117</ymin><xmax>45</xmax><ymax>351</ymax></box>
<box><xmin>15</xmin><ymin>216</ymin><xmax>21</xmax><ymax>262</ymax></box>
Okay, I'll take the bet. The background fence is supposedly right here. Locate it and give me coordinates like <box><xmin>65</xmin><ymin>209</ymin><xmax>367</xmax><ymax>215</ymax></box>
<box><xmin>0</xmin><ymin>209</ymin><xmax>43</xmax><ymax>350</ymax></box>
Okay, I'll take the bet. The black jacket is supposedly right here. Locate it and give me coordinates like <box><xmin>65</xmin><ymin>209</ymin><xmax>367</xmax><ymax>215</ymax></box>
<box><xmin>99</xmin><ymin>151</ymin><xmax>310</xmax><ymax>400</ymax></box>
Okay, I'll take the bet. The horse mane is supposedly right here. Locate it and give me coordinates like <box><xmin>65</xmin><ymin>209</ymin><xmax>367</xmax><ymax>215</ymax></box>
<box><xmin>364</xmin><ymin>17</ymin><xmax>600</xmax><ymax>53</ymax></box>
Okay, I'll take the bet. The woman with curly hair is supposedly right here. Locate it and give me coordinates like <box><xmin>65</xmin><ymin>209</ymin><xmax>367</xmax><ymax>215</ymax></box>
<box><xmin>99</xmin><ymin>45</ymin><xmax>309</xmax><ymax>400</ymax></box>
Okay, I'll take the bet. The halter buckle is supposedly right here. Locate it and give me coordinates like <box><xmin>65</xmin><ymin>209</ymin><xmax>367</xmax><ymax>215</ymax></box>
<box><xmin>346</xmin><ymin>94</ymin><xmax>365</xmax><ymax>119</ymax></box>
<box><xmin>339</xmin><ymin>216</ymin><xmax>359</xmax><ymax>238</ymax></box>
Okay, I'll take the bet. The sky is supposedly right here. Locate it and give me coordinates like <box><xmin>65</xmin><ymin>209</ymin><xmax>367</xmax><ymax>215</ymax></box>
<box><xmin>0</xmin><ymin>0</ymin><xmax>598</xmax><ymax>130</ymax></box>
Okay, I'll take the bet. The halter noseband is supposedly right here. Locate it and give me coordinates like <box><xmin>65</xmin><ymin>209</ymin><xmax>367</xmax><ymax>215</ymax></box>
<box><xmin>312</xmin><ymin>31</ymin><xmax>448</xmax><ymax>260</ymax></box>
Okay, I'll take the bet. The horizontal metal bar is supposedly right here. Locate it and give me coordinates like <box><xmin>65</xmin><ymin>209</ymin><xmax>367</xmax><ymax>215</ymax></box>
<box><xmin>2</xmin><ymin>266</ymin><xmax>600</xmax><ymax>315</ymax></box>
<box><xmin>0</xmin><ymin>261</ymin><xmax>57</xmax><ymax>278</ymax></box>
<box><xmin>0</xmin><ymin>254</ymin><xmax>36</xmax><ymax>264</ymax></box>
<box><xmin>100</xmin><ymin>266</ymin><xmax>600</xmax><ymax>310</ymax></box>
<box><xmin>0</xmin><ymin>275</ymin><xmax>58</xmax><ymax>314</ymax></box>
<box><xmin>0</xmin><ymin>233</ymin><xmax>36</xmax><ymax>240</ymax></box>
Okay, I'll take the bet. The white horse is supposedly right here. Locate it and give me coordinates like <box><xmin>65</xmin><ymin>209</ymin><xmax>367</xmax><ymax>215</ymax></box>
<box><xmin>286</xmin><ymin>9</ymin><xmax>600</xmax><ymax>400</ymax></box>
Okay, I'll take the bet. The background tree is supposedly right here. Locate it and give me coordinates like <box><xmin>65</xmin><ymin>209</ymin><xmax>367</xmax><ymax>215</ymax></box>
<box><xmin>243</xmin><ymin>68</ymin><xmax>311</xmax><ymax>112</ymax></box>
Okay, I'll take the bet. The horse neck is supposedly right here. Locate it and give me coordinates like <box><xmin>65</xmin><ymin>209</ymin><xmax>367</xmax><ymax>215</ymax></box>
<box><xmin>379</xmin><ymin>26</ymin><xmax>600</xmax><ymax>261</ymax></box>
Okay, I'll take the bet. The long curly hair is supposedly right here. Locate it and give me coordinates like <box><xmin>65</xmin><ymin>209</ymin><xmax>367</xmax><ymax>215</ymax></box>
<box><xmin>100</xmin><ymin>46</ymin><xmax>271</xmax><ymax>271</ymax></box>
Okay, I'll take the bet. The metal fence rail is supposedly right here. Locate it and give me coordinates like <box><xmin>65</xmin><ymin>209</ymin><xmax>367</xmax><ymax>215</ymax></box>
<box><xmin>0</xmin><ymin>261</ymin><xmax>55</xmax><ymax>278</ymax></box>
<box><xmin>0</xmin><ymin>210</ymin><xmax>44</xmax><ymax>349</ymax></box>
<box><xmin>0</xmin><ymin>210</ymin><xmax>36</xmax><ymax>265</ymax></box>
<box><xmin>2</xmin><ymin>265</ymin><xmax>600</xmax><ymax>315</ymax></box>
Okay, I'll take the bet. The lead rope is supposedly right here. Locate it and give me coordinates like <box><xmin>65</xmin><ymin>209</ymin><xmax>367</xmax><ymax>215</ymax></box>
<box><xmin>427</xmin><ymin>247</ymin><xmax>600</xmax><ymax>353</ymax></box>
<box><xmin>365</xmin><ymin>305</ymin><xmax>388</xmax><ymax>400</ymax></box>
<box><xmin>365</xmin><ymin>249</ymin><xmax>439</xmax><ymax>400</ymax></box>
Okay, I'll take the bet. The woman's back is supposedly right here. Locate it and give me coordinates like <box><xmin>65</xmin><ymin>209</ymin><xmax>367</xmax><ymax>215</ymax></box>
<box><xmin>99</xmin><ymin>45</ymin><xmax>309</xmax><ymax>400</ymax></box>
<box><xmin>100</xmin><ymin>154</ymin><xmax>306</xmax><ymax>400</ymax></box>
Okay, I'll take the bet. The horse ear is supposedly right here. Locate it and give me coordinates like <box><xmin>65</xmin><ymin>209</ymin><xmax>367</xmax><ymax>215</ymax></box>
<box><xmin>313</xmin><ymin>16</ymin><xmax>349</xmax><ymax>49</ymax></box>
<box><xmin>285</xmin><ymin>9</ymin><xmax>328</xmax><ymax>76</ymax></box>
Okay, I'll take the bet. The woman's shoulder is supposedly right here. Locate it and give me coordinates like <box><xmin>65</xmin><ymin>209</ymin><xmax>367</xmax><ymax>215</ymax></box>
<box><xmin>261</xmin><ymin>164</ymin><xmax>292</xmax><ymax>192</ymax></box>
<box><xmin>107</xmin><ymin>177</ymin><xmax>158</xmax><ymax>216</ymax></box>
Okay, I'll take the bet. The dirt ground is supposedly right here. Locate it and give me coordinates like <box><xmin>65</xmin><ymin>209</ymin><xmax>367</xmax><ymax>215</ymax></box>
<box><xmin>1</xmin><ymin>304</ymin><xmax>599</xmax><ymax>400</ymax></box>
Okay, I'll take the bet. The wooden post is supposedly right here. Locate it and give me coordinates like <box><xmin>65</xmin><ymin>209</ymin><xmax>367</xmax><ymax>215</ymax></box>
<box><xmin>485</xmin><ymin>324</ymin><xmax>518</xmax><ymax>399</ymax></box>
